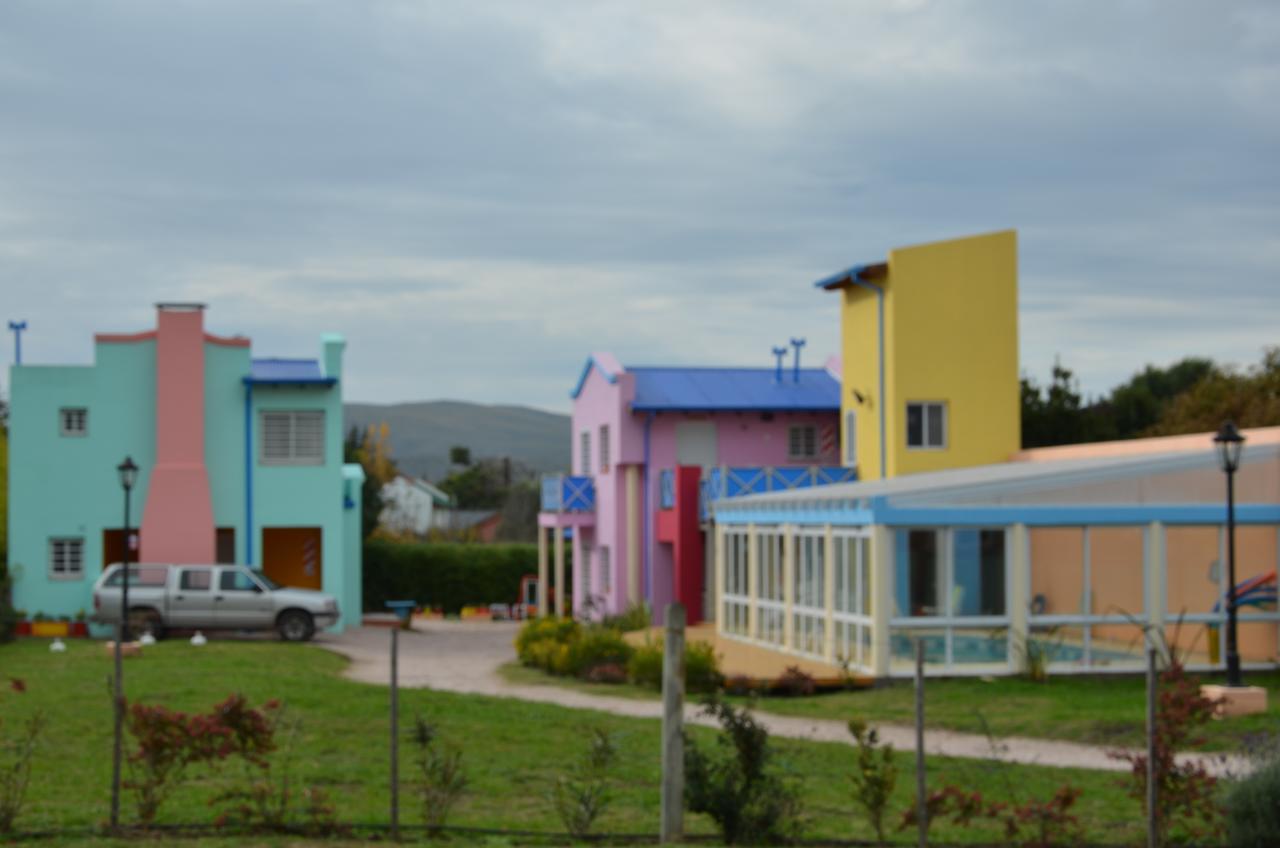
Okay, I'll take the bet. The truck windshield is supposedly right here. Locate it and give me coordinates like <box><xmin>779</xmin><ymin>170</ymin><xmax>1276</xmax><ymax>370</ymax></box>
<box><xmin>253</xmin><ymin>571</ymin><xmax>283</xmax><ymax>591</ymax></box>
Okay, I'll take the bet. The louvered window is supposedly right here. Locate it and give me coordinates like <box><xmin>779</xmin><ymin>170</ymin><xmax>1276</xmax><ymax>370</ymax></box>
<box><xmin>788</xmin><ymin>425</ymin><xmax>817</xmax><ymax>460</ymax></box>
<box><xmin>49</xmin><ymin>537</ymin><xmax>84</xmax><ymax>579</ymax></box>
<box><xmin>260</xmin><ymin>410</ymin><xmax>325</xmax><ymax>465</ymax></box>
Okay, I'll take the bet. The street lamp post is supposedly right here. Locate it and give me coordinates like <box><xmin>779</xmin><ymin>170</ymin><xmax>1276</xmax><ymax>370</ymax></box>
<box><xmin>1213</xmin><ymin>422</ymin><xmax>1245</xmax><ymax>688</ymax></box>
<box><xmin>118</xmin><ymin>456</ymin><xmax>139</xmax><ymax>641</ymax></box>
<box><xmin>110</xmin><ymin>456</ymin><xmax>138</xmax><ymax>830</ymax></box>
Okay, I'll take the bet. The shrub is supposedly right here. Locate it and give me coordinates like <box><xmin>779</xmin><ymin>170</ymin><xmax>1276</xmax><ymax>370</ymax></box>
<box><xmin>628</xmin><ymin>638</ymin><xmax>722</xmax><ymax>693</ymax></box>
<box><xmin>553</xmin><ymin>727</ymin><xmax>617</xmax><ymax>838</ymax></box>
<box><xmin>583</xmin><ymin>663</ymin><xmax>629</xmax><ymax>685</ymax></box>
<box><xmin>601</xmin><ymin>602</ymin><xmax>652</xmax><ymax>632</ymax></box>
<box><xmin>0</xmin><ymin>576</ymin><xmax>15</xmax><ymax>644</ymax></box>
<box><xmin>772</xmin><ymin>666</ymin><xmax>816</xmax><ymax>697</ymax></box>
<box><xmin>1227</xmin><ymin>758</ymin><xmax>1280</xmax><ymax>847</ymax></box>
<box><xmin>411</xmin><ymin>716</ymin><xmax>467</xmax><ymax>830</ymax></box>
<box><xmin>684</xmin><ymin>698</ymin><xmax>803</xmax><ymax>844</ymax></box>
<box><xmin>848</xmin><ymin>719</ymin><xmax>896</xmax><ymax>845</ymax></box>
<box><xmin>569</xmin><ymin>628</ymin><xmax>635</xmax><ymax>678</ymax></box>
<box><xmin>0</xmin><ymin>679</ymin><xmax>45</xmax><ymax>833</ymax></box>
<box><xmin>515</xmin><ymin>617</ymin><xmax>580</xmax><ymax>672</ymax></box>
<box><xmin>1109</xmin><ymin>660</ymin><xmax>1222</xmax><ymax>843</ymax></box>
<box><xmin>363</xmin><ymin>539</ymin><xmax>572</xmax><ymax>613</ymax></box>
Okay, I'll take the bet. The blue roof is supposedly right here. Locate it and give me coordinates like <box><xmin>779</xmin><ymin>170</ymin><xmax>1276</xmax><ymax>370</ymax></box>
<box><xmin>245</xmin><ymin>358</ymin><xmax>336</xmax><ymax>386</ymax></box>
<box><xmin>629</xmin><ymin>367</ymin><xmax>840</xmax><ymax>412</ymax></box>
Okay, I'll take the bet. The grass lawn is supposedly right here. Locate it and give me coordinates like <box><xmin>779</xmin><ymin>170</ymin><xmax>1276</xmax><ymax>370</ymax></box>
<box><xmin>0</xmin><ymin>639</ymin><xmax>1168</xmax><ymax>846</ymax></box>
<box><xmin>501</xmin><ymin>659</ymin><xmax>1280</xmax><ymax>752</ymax></box>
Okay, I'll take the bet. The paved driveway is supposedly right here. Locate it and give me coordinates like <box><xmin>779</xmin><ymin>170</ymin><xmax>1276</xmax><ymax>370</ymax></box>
<box><xmin>319</xmin><ymin>621</ymin><xmax>1246</xmax><ymax>776</ymax></box>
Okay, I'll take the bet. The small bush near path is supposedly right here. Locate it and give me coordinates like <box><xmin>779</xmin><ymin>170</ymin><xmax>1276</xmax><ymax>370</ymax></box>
<box><xmin>684</xmin><ymin>698</ymin><xmax>804</xmax><ymax>844</ymax></box>
<box><xmin>847</xmin><ymin>719</ymin><xmax>896</xmax><ymax>846</ymax></box>
<box><xmin>0</xmin><ymin>678</ymin><xmax>44</xmax><ymax>833</ymax></box>
<box><xmin>1227</xmin><ymin>757</ymin><xmax>1280</xmax><ymax>847</ymax></box>
<box><xmin>410</xmin><ymin>715</ymin><xmax>467</xmax><ymax>830</ymax></box>
<box><xmin>552</xmin><ymin>727</ymin><xmax>617</xmax><ymax>838</ymax></box>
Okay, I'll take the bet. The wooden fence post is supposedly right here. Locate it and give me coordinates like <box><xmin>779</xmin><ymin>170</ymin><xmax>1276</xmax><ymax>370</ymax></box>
<box><xmin>660</xmin><ymin>603</ymin><xmax>686</xmax><ymax>843</ymax></box>
<box><xmin>915</xmin><ymin>638</ymin><xmax>927</xmax><ymax>848</ymax></box>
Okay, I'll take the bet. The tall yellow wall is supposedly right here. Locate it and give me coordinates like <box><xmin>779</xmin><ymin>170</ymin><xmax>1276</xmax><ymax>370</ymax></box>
<box><xmin>886</xmin><ymin>230</ymin><xmax>1019</xmax><ymax>476</ymax></box>
<box><xmin>839</xmin><ymin>230</ymin><xmax>1019</xmax><ymax>479</ymax></box>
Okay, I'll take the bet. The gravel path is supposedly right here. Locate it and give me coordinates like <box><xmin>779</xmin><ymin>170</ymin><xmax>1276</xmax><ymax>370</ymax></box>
<box><xmin>318</xmin><ymin>621</ymin><xmax>1247</xmax><ymax>776</ymax></box>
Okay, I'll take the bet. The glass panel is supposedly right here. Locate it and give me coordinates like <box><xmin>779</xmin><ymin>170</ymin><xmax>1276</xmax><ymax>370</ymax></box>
<box><xmin>1165</xmin><ymin>621</ymin><xmax>1217</xmax><ymax>668</ymax></box>
<box><xmin>1090</xmin><ymin>527</ymin><xmax>1145</xmax><ymax>618</ymax></box>
<box><xmin>1166</xmin><ymin>526</ymin><xmax>1221</xmax><ymax>620</ymax></box>
<box><xmin>1028</xmin><ymin>624</ymin><xmax>1087</xmax><ymax>669</ymax></box>
<box><xmin>906</xmin><ymin>404</ymin><xmax>923</xmax><ymax>447</ymax></box>
<box><xmin>1236</xmin><ymin>525</ymin><xmax>1278</xmax><ymax>588</ymax></box>
<box><xmin>1088</xmin><ymin>623</ymin><xmax>1148</xmax><ymax>667</ymax></box>
<box><xmin>951</xmin><ymin>627</ymin><xmax>1009</xmax><ymax>665</ymax></box>
<box><xmin>1238</xmin><ymin>621</ymin><xmax>1279</xmax><ymax>665</ymax></box>
<box><xmin>859</xmin><ymin>538</ymin><xmax>872</xmax><ymax>616</ymax></box>
<box><xmin>926</xmin><ymin>403</ymin><xmax>944</xmax><ymax>447</ymax></box>
<box><xmin>1030</xmin><ymin>527</ymin><xmax>1085</xmax><ymax>616</ymax></box>
<box><xmin>952</xmin><ymin>529</ymin><xmax>1006</xmax><ymax>616</ymax></box>
<box><xmin>890</xmin><ymin>628</ymin><xmax>946</xmax><ymax>668</ymax></box>
<box><xmin>895</xmin><ymin>530</ymin><xmax>940</xmax><ymax>617</ymax></box>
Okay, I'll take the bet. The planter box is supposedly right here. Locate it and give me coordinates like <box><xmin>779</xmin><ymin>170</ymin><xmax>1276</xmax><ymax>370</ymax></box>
<box><xmin>31</xmin><ymin>621</ymin><xmax>70</xmax><ymax>638</ymax></box>
<box><xmin>15</xmin><ymin>621</ymin><xmax>32</xmax><ymax>636</ymax></box>
<box><xmin>70</xmin><ymin>621</ymin><xmax>89</xmax><ymax>638</ymax></box>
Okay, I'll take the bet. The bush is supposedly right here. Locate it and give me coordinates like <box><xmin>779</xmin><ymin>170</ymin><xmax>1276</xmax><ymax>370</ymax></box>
<box><xmin>553</xmin><ymin>727</ymin><xmax>617</xmax><ymax>837</ymax></box>
<box><xmin>627</xmin><ymin>638</ymin><xmax>722</xmax><ymax>693</ymax></box>
<box><xmin>601</xmin><ymin>602</ymin><xmax>652</xmax><ymax>632</ymax></box>
<box><xmin>848</xmin><ymin>719</ymin><xmax>896</xmax><ymax>845</ymax></box>
<box><xmin>0</xmin><ymin>679</ymin><xmax>45</xmax><ymax>834</ymax></box>
<box><xmin>411</xmin><ymin>716</ymin><xmax>467</xmax><ymax>830</ymax></box>
<box><xmin>1227</xmin><ymin>758</ymin><xmax>1280</xmax><ymax>847</ymax></box>
<box><xmin>684</xmin><ymin>698</ymin><xmax>803</xmax><ymax>844</ymax></box>
<box><xmin>0</xmin><ymin>576</ymin><xmax>15</xmax><ymax>645</ymax></box>
<box><xmin>569</xmin><ymin>629</ymin><xmax>634</xmax><ymax>679</ymax></box>
<box><xmin>772</xmin><ymin>666</ymin><xmax>816</xmax><ymax>697</ymax></box>
<box><xmin>515</xmin><ymin>617</ymin><xmax>581</xmax><ymax>674</ymax></box>
<box><xmin>363</xmin><ymin>539</ymin><xmax>572</xmax><ymax>614</ymax></box>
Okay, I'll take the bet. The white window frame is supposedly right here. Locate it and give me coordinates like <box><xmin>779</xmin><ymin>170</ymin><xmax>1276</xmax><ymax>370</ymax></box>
<box><xmin>599</xmin><ymin>424</ymin><xmax>610</xmax><ymax>473</ymax></box>
<box><xmin>260</xmin><ymin>410</ymin><xmax>326</xmax><ymax>466</ymax></box>
<box><xmin>59</xmin><ymin>407</ymin><xmax>88</xmax><ymax>437</ymax></box>
<box><xmin>844</xmin><ymin>410</ymin><xmax>857</xmax><ymax>467</ymax></box>
<box><xmin>48</xmin><ymin>537</ymin><xmax>85</xmax><ymax>580</ymax></box>
<box><xmin>787</xmin><ymin>425</ymin><xmax>818</xmax><ymax>460</ymax></box>
<box><xmin>599</xmin><ymin>546</ymin><xmax>611</xmax><ymax>594</ymax></box>
<box><xmin>579</xmin><ymin>430</ymin><xmax>591</xmax><ymax>476</ymax></box>
<box><xmin>905</xmin><ymin>401</ymin><xmax>947</xmax><ymax>450</ymax></box>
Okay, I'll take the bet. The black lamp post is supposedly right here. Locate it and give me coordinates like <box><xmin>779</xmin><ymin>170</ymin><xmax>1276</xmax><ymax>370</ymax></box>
<box><xmin>117</xmin><ymin>456</ymin><xmax>139</xmax><ymax>641</ymax></box>
<box><xmin>1213</xmin><ymin>422</ymin><xmax>1245</xmax><ymax>687</ymax></box>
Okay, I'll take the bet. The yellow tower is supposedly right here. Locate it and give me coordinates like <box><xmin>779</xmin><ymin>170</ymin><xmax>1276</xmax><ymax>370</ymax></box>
<box><xmin>817</xmin><ymin>230</ymin><xmax>1020</xmax><ymax>480</ymax></box>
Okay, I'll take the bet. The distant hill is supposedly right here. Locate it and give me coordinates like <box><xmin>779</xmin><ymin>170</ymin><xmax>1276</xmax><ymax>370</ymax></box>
<box><xmin>344</xmin><ymin>400</ymin><xmax>569</xmax><ymax>482</ymax></box>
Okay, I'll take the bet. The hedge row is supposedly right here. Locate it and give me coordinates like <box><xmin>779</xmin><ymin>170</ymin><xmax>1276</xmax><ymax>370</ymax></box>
<box><xmin>362</xmin><ymin>539</ymin><xmax>572</xmax><ymax>613</ymax></box>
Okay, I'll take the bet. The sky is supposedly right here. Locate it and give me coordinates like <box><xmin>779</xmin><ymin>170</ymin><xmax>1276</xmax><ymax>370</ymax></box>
<box><xmin>1</xmin><ymin>1</ymin><xmax>1277</xmax><ymax>414</ymax></box>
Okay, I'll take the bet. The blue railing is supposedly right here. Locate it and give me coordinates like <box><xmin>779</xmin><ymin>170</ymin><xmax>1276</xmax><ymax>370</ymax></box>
<box><xmin>659</xmin><ymin>469</ymin><xmax>675</xmax><ymax>509</ymax></box>
<box><xmin>540</xmin><ymin>474</ymin><xmax>596</xmax><ymax>512</ymax></box>
<box><xmin>699</xmin><ymin>465</ymin><xmax>857</xmax><ymax>519</ymax></box>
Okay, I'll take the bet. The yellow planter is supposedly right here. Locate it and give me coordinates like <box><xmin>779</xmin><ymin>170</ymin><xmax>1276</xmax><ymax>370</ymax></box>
<box><xmin>31</xmin><ymin>621</ymin><xmax>70</xmax><ymax>637</ymax></box>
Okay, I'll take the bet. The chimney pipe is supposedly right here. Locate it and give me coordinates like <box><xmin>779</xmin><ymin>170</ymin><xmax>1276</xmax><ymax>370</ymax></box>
<box><xmin>772</xmin><ymin>347</ymin><xmax>787</xmax><ymax>383</ymax></box>
<box><xmin>790</xmin><ymin>338</ymin><xmax>806</xmax><ymax>383</ymax></box>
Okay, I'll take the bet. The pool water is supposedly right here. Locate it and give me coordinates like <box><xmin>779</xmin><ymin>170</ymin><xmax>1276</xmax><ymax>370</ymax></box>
<box><xmin>890</xmin><ymin>632</ymin><xmax>1143</xmax><ymax>666</ymax></box>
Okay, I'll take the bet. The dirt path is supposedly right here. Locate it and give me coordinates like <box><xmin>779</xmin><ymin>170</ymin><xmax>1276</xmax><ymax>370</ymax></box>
<box><xmin>319</xmin><ymin>621</ymin><xmax>1247</xmax><ymax>776</ymax></box>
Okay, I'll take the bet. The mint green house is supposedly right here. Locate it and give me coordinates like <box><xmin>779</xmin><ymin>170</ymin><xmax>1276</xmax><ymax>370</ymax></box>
<box><xmin>7</xmin><ymin>304</ymin><xmax>364</xmax><ymax>631</ymax></box>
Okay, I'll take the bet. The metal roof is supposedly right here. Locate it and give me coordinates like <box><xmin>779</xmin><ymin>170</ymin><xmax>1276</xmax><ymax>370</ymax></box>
<box><xmin>628</xmin><ymin>367</ymin><xmax>841</xmax><ymax>412</ymax></box>
<box><xmin>245</xmin><ymin>358</ymin><xmax>336</xmax><ymax>386</ymax></box>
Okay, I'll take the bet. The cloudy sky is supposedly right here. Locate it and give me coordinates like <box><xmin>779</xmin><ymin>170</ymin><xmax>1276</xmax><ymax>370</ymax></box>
<box><xmin>1</xmin><ymin>1</ymin><xmax>1276</xmax><ymax>412</ymax></box>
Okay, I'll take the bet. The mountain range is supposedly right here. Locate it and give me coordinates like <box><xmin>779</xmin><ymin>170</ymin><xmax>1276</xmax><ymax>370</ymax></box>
<box><xmin>343</xmin><ymin>400</ymin><xmax>569</xmax><ymax>482</ymax></box>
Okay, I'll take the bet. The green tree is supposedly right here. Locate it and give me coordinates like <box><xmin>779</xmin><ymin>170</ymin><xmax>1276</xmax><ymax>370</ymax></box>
<box><xmin>344</xmin><ymin>423</ymin><xmax>398</xmax><ymax>539</ymax></box>
<box><xmin>439</xmin><ymin>460</ymin><xmax>509</xmax><ymax>510</ymax></box>
<box><xmin>1099</xmin><ymin>357</ymin><xmax>1215</xmax><ymax>439</ymax></box>
<box><xmin>1149</xmin><ymin>347</ymin><xmax>1280</xmax><ymax>435</ymax></box>
<box><xmin>1020</xmin><ymin>361</ymin><xmax>1106</xmax><ymax>448</ymax></box>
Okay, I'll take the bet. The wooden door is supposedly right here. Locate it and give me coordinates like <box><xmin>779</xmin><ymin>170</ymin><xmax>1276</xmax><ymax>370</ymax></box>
<box><xmin>261</xmin><ymin>527</ymin><xmax>323</xmax><ymax>590</ymax></box>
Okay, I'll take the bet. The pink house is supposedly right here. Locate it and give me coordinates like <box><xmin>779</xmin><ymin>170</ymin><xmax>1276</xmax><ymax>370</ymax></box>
<box><xmin>537</xmin><ymin>350</ymin><xmax>853</xmax><ymax>625</ymax></box>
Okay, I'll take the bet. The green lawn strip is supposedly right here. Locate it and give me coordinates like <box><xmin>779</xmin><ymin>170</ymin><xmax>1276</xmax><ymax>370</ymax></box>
<box><xmin>502</xmin><ymin>657</ymin><xmax>1280</xmax><ymax>752</ymax></box>
<box><xmin>3</xmin><ymin>640</ymin><xmax>1148</xmax><ymax>844</ymax></box>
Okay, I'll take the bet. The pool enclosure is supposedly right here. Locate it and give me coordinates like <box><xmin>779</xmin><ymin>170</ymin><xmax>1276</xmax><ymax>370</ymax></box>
<box><xmin>711</xmin><ymin>438</ymin><xmax>1280</xmax><ymax>678</ymax></box>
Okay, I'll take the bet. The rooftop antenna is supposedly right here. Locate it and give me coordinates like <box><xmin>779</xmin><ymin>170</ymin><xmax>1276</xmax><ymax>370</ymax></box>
<box><xmin>8</xmin><ymin>320</ymin><xmax>27</xmax><ymax>365</ymax></box>
<box><xmin>790</xmin><ymin>337</ymin><xmax>806</xmax><ymax>383</ymax></box>
<box><xmin>772</xmin><ymin>346</ymin><xmax>787</xmax><ymax>383</ymax></box>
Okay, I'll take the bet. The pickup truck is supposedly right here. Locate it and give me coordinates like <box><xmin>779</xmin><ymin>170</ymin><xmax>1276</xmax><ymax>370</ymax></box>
<box><xmin>92</xmin><ymin>563</ymin><xmax>339</xmax><ymax>642</ymax></box>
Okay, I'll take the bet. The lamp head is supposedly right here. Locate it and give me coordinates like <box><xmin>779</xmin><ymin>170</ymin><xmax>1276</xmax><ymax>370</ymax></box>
<box><xmin>1213</xmin><ymin>421</ymin><xmax>1245</xmax><ymax>473</ymax></box>
<box><xmin>117</xmin><ymin>456</ymin><xmax>139</xmax><ymax>491</ymax></box>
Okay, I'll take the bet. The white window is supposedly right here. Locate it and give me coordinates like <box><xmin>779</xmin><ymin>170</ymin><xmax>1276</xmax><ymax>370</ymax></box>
<box><xmin>844</xmin><ymin>410</ymin><xmax>857</xmax><ymax>466</ymax></box>
<box><xmin>261</xmin><ymin>410</ymin><xmax>325</xmax><ymax>465</ymax></box>
<box><xmin>788</xmin><ymin>425</ymin><xmax>817</xmax><ymax>460</ymax></box>
<box><xmin>599</xmin><ymin>425</ymin><xmax>610</xmax><ymax>473</ymax></box>
<box><xmin>49</xmin><ymin>538</ymin><xmax>84</xmax><ymax>579</ymax></box>
<box><xmin>579</xmin><ymin>430</ymin><xmax>591</xmax><ymax>475</ymax></box>
<box><xmin>59</xmin><ymin>407</ymin><xmax>88</xmax><ymax>437</ymax></box>
<box><xmin>906</xmin><ymin>402</ymin><xmax>947</xmax><ymax>449</ymax></box>
<box><xmin>599</xmin><ymin>547</ymin><xmax>611</xmax><ymax>593</ymax></box>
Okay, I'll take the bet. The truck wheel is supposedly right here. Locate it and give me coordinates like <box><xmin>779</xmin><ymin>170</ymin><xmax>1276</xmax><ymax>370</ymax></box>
<box><xmin>129</xmin><ymin>608</ymin><xmax>164</xmax><ymax>641</ymax></box>
<box><xmin>277</xmin><ymin>610</ymin><xmax>315</xmax><ymax>643</ymax></box>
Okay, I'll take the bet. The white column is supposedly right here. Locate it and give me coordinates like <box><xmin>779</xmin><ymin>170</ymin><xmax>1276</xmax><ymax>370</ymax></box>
<box><xmin>1009</xmin><ymin>523</ymin><xmax>1029</xmax><ymax>674</ymax></box>
<box><xmin>626</xmin><ymin>465</ymin><xmax>641</xmax><ymax>605</ymax></box>
<box><xmin>782</xmin><ymin>524</ymin><xmax>795</xmax><ymax>650</ymax></box>
<box><xmin>713</xmin><ymin>522</ymin><xmax>727</xmax><ymax>635</ymax></box>
<box><xmin>823</xmin><ymin>525</ymin><xmax>836</xmax><ymax>662</ymax></box>
<box><xmin>537</xmin><ymin>525</ymin><xmax>548</xmax><ymax>616</ymax></box>
<box><xmin>871</xmin><ymin>525</ymin><xmax>893</xmax><ymax>678</ymax></box>
<box><xmin>746</xmin><ymin>524</ymin><xmax>759</xmax><ymax>638</ymax></box>
<box><xmin>554</xmin><ymin>526</ymin><xmax>566</xmax><ymax>617</ymax></box>
<box><xmin>1146</xmin><ymin>521</ymin><xmax>1166</xmax><ymax>647</ymax></box>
